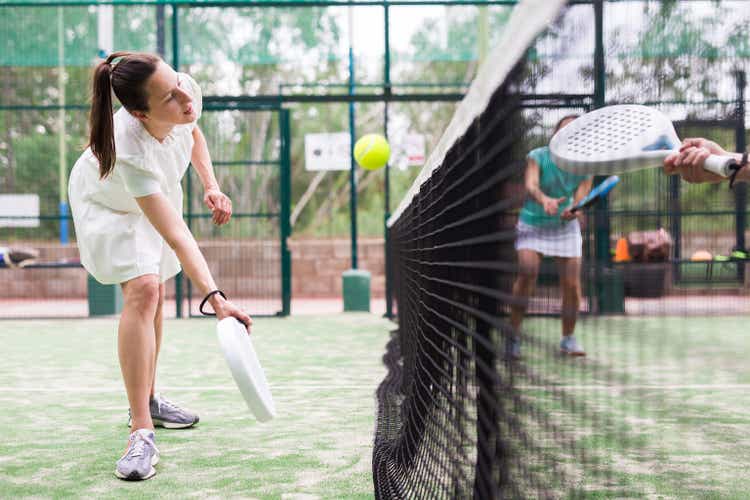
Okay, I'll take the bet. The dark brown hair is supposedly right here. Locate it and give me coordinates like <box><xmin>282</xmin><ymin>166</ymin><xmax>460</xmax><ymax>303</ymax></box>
<box><xmin>553</xmin><ymin>114</ymin><xmax>580</xmax><ymax>134</ymax></box>
<box><xmin>89</xmin><ymin>51</ymin><xmax>160</xmax><ymax>179</ymax></box>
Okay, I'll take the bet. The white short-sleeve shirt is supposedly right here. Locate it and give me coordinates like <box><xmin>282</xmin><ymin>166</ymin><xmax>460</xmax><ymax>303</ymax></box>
<box><xmin>69</xmin><ymin>72</ymin><xmax>203</xmax><ymax>284</ymax></box>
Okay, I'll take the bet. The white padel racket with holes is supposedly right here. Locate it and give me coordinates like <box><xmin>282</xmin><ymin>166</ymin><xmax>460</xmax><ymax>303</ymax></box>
<box><xmin>550</xmin><ymin>105</ymin><xmax>738</xmax><ymax>177</ymax></box>
<box><xmin>216</xmin><ymin>317</ymin><xmax>276</xmax><ymax>422</ymax></box>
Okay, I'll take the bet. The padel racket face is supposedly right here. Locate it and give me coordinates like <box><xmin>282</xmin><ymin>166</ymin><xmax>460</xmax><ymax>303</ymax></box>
<box><xmin>550</xmin><ymin>105</ymin><xmax>680</xmax><ymax>175</ymax></box>
<box><xmin>550</xmin><ymin>105</ymin><xmax>735</xmax><ymax>177</ymax></box>
<box><xmin>217</xmin><ymin>317</ymin><xmax>276</xmax><ymax>422</ymax></box>
<box><xmin>571</xmin><ymin>175</ymin><xmax>619</xmax><ymax>212</ymax></box>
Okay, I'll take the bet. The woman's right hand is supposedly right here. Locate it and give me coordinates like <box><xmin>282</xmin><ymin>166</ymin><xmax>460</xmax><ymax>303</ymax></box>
<box><xmin>542</xmin><ymin>196</ymin><xmax>566</xmax><ymax>216</ymax></box>
<box><xmin>210</xmin><ymin>294</ymin><xmax>253</xmax><ymax>333</ymax></box>
<box><xmin>664</xmin><ymin>138</ymin><xmax>728</xmax><ymax>184</ymax></box>
<box><xmin>679</xmin><ymin>138</ymin><xmax>728</xmax><ymax>157</ymax></box>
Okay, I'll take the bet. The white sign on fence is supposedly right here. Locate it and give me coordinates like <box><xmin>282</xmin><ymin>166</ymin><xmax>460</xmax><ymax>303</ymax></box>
<box><xmin>305</xmin><ymin>132</ymin><xmax>351</xmax><ymax>171</ymax></box>
<box><xmin>404</xmin><ymin>133</ymin><xmax>426</xmax><ymax>167</ymax></box>
<box><xmin>0</xmin><ymin>194</ymin><xmax>40</xmax><ymax>228</ymax></box>
<box><xmin>390</xmin><ymin>132</ymin><xmax>426</xmax><ymax>170</ymax></box>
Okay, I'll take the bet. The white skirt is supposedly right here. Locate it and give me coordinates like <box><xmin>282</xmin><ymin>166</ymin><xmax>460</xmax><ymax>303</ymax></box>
<box><xmin>69</xmin><ymin>155</ymin><xmax>182</xmax><ymax>285</ymax></box>
<box><xmin>515</xmin><ymin>219</ymin><xmax>582</xmax><ymax>258</ymax></box>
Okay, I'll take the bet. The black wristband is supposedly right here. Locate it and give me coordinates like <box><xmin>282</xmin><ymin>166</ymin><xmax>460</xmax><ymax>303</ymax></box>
<box><xmin>729</xmin><ymin>152</ymin><xmax>749</xmax><ymax>190</ymax></box>
<box><xmin>199</xmin><ymin>290</ymin><xmax>227</xmax><ymax>316</ymax></box>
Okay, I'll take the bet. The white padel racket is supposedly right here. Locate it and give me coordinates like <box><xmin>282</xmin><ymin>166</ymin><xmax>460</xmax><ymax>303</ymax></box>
<box><xmin>550</xmin><ymin>105</ymin><xmax>738</xmax><ymax>177</ymax></box>
<box><xmin>217</xmin><ymin>317</ymin><xmax>276</xmax><ymax>422</ymax></box>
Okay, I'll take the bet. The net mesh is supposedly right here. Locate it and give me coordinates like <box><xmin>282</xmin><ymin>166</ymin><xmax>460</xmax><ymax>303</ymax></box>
<box><xmin>374</xmin><ymin>2</ymin><xmax>584</xmax><ymax>496</ymax></box>
<box><xmin>375</xmin><ymin>1</ymin><xmax>750</xmax><ymax>497</ymax></box>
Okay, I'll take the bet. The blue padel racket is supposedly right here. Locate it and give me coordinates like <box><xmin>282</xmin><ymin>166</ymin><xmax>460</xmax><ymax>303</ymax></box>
<box><xmin>570</xmin><ymin>175</ymin><xmax>619</xmax><ymax>213</ymax></box>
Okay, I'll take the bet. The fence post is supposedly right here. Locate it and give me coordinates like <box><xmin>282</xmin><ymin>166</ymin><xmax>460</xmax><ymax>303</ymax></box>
<box><xmin>592</xmin><ymin>0</ymin><xmax>619</xmax><ymax>312</ymax></box>
<box><xmin>172</xmin><ymin>4</ymin><xmax>184</xmax><ymax>318</ymax></box>
<box><xmin>384</xmin><ymin>3</ymin><xmax>394</xmax><ymax>320</ymax></box>
<box><xmin>669</xmin><ymin>175</ymin><xmax>681</xmax><ymax>283</ymax></box>
<box><xmin>735</xmin><ymin>70</ymin><xmax>747</xmax><ymax>283</ymax></box>
<box><xmin>280</xmin><ymin>109</ymin><xmax>292</xmax><ymax>316</ymax></box>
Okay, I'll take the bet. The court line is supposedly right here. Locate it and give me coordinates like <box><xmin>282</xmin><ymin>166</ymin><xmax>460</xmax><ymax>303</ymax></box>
<box><xmin>516</xmin><ymin>384</ymin><xmax>750</xmax><ymax>390</ymax></box>
<box><xmin>0</xmin><ymin>385</ymin><xmax>371</xmax><ymax>393</ymax></box>
<box><xmin>2</xmin><ymin>384</ymin><xmax>750</xmax><ymax>393</ymax></box>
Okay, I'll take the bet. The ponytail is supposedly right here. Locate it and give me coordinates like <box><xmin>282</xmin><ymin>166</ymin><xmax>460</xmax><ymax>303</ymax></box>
<box><xmin>87</xmin><ymin>51</ymin><xmax>160</xmax><ymax>179</ymax></box>
<box><xmin>89</xmin><ymin>55</ymin><xmax>117</xmax><ymax>179</ymax></box>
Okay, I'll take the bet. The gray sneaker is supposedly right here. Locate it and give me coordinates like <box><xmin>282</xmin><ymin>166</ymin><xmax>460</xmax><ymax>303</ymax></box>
<box><xmin>128</xmin><ymin>394</ymin><xmax>200</xmax><ymax>429</ymax></box>
<box><xmin>560</xmin><ymin>336</ymin><xmax>585</xmax><ymax>357</ymax></box>
<box><xmin>505</xmin><ymin>336</ymin><xmax>521</xmax><ymax>361</ymax></box>
<box><xmin>115</xmin><ymin>429</ymin><xmax>160</xmax><ymax>481</ymax></box>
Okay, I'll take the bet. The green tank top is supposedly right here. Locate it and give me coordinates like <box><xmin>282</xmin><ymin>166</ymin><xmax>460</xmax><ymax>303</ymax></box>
<box><xmin>519</xmin><ymin>146</ymin><xmax>590</xmax><ymax>227</ymax></box>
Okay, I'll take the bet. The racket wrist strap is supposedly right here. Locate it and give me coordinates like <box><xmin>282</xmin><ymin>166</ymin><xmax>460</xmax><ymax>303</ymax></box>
<box><xmin>729</xmin><ymin>151</ymin><xmax>749</xmax><ymax>189</ymax></box>
<box><xmin>200</xmin><ymin>289</ymin><xmax>227</xmax><ymax>316</ymax></box>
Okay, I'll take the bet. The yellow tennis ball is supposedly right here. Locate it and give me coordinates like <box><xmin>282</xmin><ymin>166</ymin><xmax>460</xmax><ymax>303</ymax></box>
<box><xmin>354</xmin><ymin>134</ymin><xmax>390</xmax><ymax>170</ymax></box>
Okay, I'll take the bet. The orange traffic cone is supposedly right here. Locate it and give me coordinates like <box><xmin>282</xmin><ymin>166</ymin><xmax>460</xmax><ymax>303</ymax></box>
<box><xmin>614</xmin><ymin>237</ymin><xmax>631</xmax><ymax>262</ymax></box>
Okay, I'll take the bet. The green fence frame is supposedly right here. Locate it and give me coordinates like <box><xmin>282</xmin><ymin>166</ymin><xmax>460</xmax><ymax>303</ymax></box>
<box><xmin>2</xmin><ymin>0</ymin><xmax>749</xmax><ymax>319</ymax></box>
<box><xmin>178</xmin><ymin>105</ymin><xmax>292</xmax><ymax>318</ymax></box>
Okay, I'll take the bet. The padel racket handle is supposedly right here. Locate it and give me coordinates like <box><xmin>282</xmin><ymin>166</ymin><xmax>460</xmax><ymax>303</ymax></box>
<box><xmin>703</xmin><ymin>155</ymin><xmax>738</xmax><ymax>177</ymax></box>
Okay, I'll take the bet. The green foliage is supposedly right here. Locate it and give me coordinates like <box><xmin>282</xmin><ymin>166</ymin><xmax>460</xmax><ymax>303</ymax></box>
<box><xmin>394</xmin><ymin>6</ymin><xmax>512</xmax><ymax>63</ymax></box>
<box><xmin>604</xmin><ymin>2</ymin><xmax>749</xmax><ymax>103</ymax></box>
<box><xmin>2</xmin><ymin>2</ymin><xmax>750</xmax><ymax>243</ymax></box>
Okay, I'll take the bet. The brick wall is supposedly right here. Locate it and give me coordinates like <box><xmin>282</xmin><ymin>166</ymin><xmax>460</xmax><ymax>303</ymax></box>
<box><xmin>288</xmin><ymin>238</ymin><xmax>385</xmax><ymax>298</ymax></box>
<box><xmin>0</xmin><ymin>243</ymin><xmax>86</xmax><ymax>299</ymax></box>
<box><xmin>1</xmin><ymin>238</ymin><xmax>386</xmax><ymax>299</ymax></box>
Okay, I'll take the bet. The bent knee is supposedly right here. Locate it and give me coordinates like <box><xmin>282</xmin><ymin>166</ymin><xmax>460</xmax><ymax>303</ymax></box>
<box><xmin>560</xmin><ymin>279</ymin><xmax>581</xmax><ymax>295</ymax></box>
<box><xmin>122</xmin><ymin>275</ymin><xmax>161</xmax><ymax>311</ymax></box>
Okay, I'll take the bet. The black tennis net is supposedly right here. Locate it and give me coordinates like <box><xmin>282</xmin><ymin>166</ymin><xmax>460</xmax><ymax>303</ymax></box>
<box><xmin>374</xmin><ymin>1</ymin><xmax>750</xmax><ymax>498</ymax></box>
<box><xmin>373</xmin><ymin>2</ymin><xmax>611</xmax><ymax>497</ymax></box>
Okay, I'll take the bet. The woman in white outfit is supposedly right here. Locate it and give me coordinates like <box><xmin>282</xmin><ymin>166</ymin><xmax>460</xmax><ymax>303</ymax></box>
<box><xmin>69</xmin><ymin>51</ymin><xmax>251</xmax><ymax>481</ymax></box>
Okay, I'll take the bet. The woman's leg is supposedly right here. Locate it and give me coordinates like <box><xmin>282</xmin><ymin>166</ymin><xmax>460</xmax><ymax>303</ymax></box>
<box><xmin>145</xmin><ymin>281</ymin><xmax>200</xmax><ymax>429</ymax></box>
<box><xmin>510</xmin><ymin>249</ymin><xmax>542</xmax><ymax>333</ymax></box>
<box><xmin>556</xmin><ymin>256</ymin><xmax>582</xmax><ymax>337</ymax></box>
<box><xmin>150</xmin><ymin>283</ymin><xmax>165</xmax><ymax>398</ymax></box>
<box><xmin>119</xmin><ymin>274</ymin><xmax>160</xmax><ymax>431</ymax></box>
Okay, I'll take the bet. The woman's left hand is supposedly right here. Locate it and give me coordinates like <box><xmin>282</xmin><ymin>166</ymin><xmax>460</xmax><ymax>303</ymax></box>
<box><xmin>560</xmin><ymin>207</ymin><xmax>580</xmax><ymax>221</ymax></box>
<box><xmin>204</xmin><ymin>189</ymin><xmax>232</xmax><ymax>225</ymax></box>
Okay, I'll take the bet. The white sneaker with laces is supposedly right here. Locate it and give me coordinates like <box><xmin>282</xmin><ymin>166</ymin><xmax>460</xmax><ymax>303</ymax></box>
<box><xmin>115</xmin><ymin>428</ymin><xmax>160</xmax><ymax>481</ymax></box>
<box><xmin>128</xmin><ymin>393</ymin><xmax>200</xmax><ymax>429</ymax></box>
<box><xmin>560</xmin><ymin>335</ymin><xmax>586</xmax><ymax>357</ymax></box>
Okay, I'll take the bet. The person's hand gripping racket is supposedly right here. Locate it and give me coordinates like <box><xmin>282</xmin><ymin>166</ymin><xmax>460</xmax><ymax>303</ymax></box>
<box><xmin>562</xmin><ymin>175</ymin><xmax>619</xmax><ymax>222</ymax></box>
<box><xmin>215</xmin><ymin>299</ymin><xmax>252</xmax><ymax>334</ymax></box>
<box><xmin>664</xmin><ymin>138</ymin><xmax>732</xmax><ymax>184</ymax></box>
<box><xmin>549</xmin><ymin>105</ymin><xmax>738</xmax><ymax>178</ymax></box>
<box><xmin>201</xmin><ymin>290</ymin><xmax>252</xmax><ymax>334</ymax></box>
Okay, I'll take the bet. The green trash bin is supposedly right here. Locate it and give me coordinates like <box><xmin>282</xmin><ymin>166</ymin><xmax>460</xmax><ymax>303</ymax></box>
<box><xmin>597</xmin><ymin>266</ymin><xmax>624</xmax><ymax>314</ymax></box>
<box><xmin>343</xmin><ymin>269</ymin><xmax>371</xmax><ymax>312</ymax></box>
<box><xmin>87</xmin><ymin>274</ymin><xmax>123</xmax><ymax>316</ymax></box>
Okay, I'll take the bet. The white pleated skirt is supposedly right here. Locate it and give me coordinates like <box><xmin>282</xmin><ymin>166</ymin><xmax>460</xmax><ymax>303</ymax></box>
<box><xmin>515</xmin><ymin>219</ymin><xmax>582</xmax><ymax>258</ymax></box>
